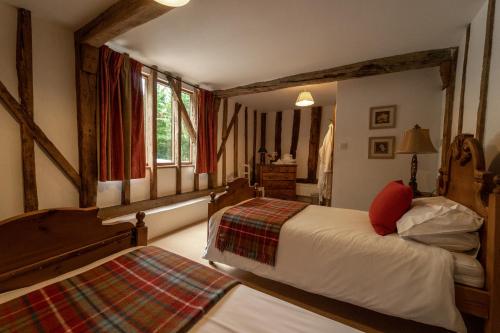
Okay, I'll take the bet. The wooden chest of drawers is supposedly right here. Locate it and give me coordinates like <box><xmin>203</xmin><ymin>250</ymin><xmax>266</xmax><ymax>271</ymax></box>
<box><xmin>258</xmin><ymin>164</ymin><xmax>297</xmax><ymax>200</ymax></box>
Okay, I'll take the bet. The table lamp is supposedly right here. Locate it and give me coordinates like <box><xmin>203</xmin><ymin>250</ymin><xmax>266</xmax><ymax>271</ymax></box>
<box><xmin>396</xmin><ymin>124</ymin><xmax>437</xmax><ymax>196</ymax></box>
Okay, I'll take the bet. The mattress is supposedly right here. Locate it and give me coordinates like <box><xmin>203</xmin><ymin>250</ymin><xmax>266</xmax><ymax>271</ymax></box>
<box><xmin>0</xmin><ymin>247</ymin><xmax>361</xmax><ymax>333</ymax></box>
<box><xmin>452</xmin><ymin>252</ymin><xmax>485</xmax><ymax>288</ymax></box>
<box><xmin>204</xmin><ymin>204</ymin><xmax>466</xmax><ymax>333</ymax></box>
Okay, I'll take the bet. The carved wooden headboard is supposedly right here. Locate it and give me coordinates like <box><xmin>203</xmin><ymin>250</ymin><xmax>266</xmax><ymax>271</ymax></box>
<box><xmin>0</xmin><ymin>208</ymin><xmax>147</xmax><ymax>292</ymax></box>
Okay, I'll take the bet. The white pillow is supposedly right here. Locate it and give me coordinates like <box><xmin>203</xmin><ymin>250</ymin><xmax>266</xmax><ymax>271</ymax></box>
<box><xmin>397</xmin><ymin>196</ymin><xmax>483</xmax><ymax>237</ymax></box>
<box><xmin>408</xmin><ymin>232</ymin><xmax>480</xmax><ymax>252</ymax></box>
<box><xmin>452</xmin><ymin>252</ymin><xmax>484</xmax><ymax>288</ymax></box>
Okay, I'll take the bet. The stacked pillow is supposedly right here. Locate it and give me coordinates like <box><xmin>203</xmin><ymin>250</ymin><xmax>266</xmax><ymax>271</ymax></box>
<box><xmin>396</xmin><ymin>196</ymin><xmax>483</xmax><ymax>254</ymax></box>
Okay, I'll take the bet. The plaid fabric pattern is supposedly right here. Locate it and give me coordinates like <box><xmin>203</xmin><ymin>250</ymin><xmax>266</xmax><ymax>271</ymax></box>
<box><xmin>216</xmin><ymin>198</ymin><xmax>308</xmax><ymax>266</ymax></box>
<box><xmin>0</xmin><ymin>247</ymin><xmax>237</xmax><ymax>333</ymax></box>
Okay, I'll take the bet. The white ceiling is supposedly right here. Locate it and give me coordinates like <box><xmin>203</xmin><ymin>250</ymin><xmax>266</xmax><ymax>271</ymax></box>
<box><xmin>1</xmin><ymin>0</ymin><xmax>485</xmax><ymax>92</ymax></box>
<box><xmin>234</xmin><ymin>82</ymin><xmax>337</xmax><ymax>113</ymax></box>
<box><xmin>1</xmin><ymin>0</ymin><xmax>117</xmax><ymax>29</ymax></box>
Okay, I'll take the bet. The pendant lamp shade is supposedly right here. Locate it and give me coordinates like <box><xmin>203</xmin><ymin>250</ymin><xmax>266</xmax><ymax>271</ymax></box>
<box><xmin>154</xmin><ymin>0</ymin><xmax>190</xmax><ymax>7</ymax></box>
<box><xmin>295</xmin><ymin>91</ymin><xmax>315</xmax><ymax>107</ymax></box>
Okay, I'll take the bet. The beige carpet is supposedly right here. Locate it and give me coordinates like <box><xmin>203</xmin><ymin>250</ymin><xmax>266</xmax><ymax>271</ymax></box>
<box><xmin>151</xmin><ymin>221</ymin><xmax>478</xmax><ymax>333</ymax></box>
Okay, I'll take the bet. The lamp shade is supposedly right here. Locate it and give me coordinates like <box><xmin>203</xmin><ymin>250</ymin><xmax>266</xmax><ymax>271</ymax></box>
<box><xmin>154</xmin><ymin>0</ymin><xmax>190</xmax><ymax>7</ymax></box>
<box><xmin>258</xmin><ymin>147</ymin><xmax>268</xmax><ymax>153</ymax></box>
<box><xmin>295</xmin><ymin>91</ymin><xmax>315</xmax><ymax>107</ymax></box>
<box><xmin>397</xmin><ymin>125</ymin><xmax>437</xmax><ymax>154</ymax></box>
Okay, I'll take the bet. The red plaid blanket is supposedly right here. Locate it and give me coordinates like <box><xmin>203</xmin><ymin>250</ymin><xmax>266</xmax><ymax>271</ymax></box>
<box><xmin>216</xmin><ymin>198</ymin><xmax>308</xmax><ymax>266</ymax></box>
<box><xmin>0</xmin><ymin>247</ymin><xmax>237</xmax><ymax>333</ymax></box>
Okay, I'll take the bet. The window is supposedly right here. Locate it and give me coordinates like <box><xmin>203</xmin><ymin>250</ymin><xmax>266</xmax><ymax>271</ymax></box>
<box><xmin>156</xmin><ymin>82</ymin><xmax>174</xmax><ymax>164</ymax></box>
<box><xmin>180</xmin><ymin>90</ymin><xmax>194</xmax><ymax>163</ymax></box>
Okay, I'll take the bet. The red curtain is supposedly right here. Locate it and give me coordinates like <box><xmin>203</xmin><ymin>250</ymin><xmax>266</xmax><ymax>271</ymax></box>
<box><xmin>196</xmin><ymin>90</ymin><xmax>217</xmax><ymax>174</ymax></box>
<box><xmin>99</xmin><ymin>46</ymin><xmax>145</xmax><ymax>181</ymax></box>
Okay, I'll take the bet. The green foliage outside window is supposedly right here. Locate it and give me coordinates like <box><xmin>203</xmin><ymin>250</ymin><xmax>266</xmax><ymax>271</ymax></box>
<box><xmin>157</xmin><ymin>83</ymin><xmax>173</xmax><ymax>163</ymax></box>
<box><xmin>181</xmin><ymin>91</ymin><xmax>192</xmax><ymax>162</ymax></box>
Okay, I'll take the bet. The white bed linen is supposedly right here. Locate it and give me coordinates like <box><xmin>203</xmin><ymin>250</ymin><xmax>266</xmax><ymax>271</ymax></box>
<box><xmin>204</xmin><ymin>205</ymin><xmax>466</xmax><ymax>333</ymax></box>
<box><xmin>452</xmin><ymin>252</ymin><xmax>485</xmax><ymax>288</ymax></box>
<box><xmin>0</xmin><ymin>247</ymin><xmax>361</xmax><ymax>333</ymax></box>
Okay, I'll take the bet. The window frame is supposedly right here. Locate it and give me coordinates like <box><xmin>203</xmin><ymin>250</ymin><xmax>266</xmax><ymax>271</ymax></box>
<box><xmin>156</xmin><ymin>78</ymin><xmax>175</xmax><ymax>166</ymax></box>
<box><xmin>180</xmin><ymin>88</ymin><xmax>195</xmax><ymax>165</ymax></box>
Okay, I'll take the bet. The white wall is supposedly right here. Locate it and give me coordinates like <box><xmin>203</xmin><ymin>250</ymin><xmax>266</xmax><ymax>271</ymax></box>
<box><xmin>333</xmin><ymin>68</ymin><xmax>444</xmax><ymax>211</ymax></box>
<box><xmin>0</xmin><ymin>2</ymin><xmax>79</xmax><ymax>220</ymax></box>
<box><xmin>451</xmin><ymin>0</ymin><xmax>500</xmax><ymax>173</ymax></box>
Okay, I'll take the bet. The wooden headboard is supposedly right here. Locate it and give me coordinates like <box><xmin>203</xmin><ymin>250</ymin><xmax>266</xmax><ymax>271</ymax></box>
<box><xmin>208</xmin><ymin>178</ymin><xmax>258</xmax><ymax>221</ymax></box>
<box><xmin>0</xmin><ymin>208</ymin><xmax>147</xmax><ymax>292</ymax></box>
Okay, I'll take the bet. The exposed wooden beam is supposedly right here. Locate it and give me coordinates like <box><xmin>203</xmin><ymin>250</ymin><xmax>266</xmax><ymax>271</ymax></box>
<box><xmin>458</xmin><ymin>24</ymin><xmax>471</xmax><ymax>135</ymax></box>
<box><xmin>217</xmin><ymin>102</ymin><xmax>242</xmax><ymax>161</ymax></box>
<box><xmin>308</xmin><ymin>107</ymin><xmax>322</xmax><ymax>182</ymax></box>
<box><xmin>476</xmin><ymin>0</ymin><xmax>496</xmax><ymax>145</ymax></box>
<box><xmin>252</xmin><ymin>110</ymin><xmax>257</xmax><ymax>184</ymax></box>
<box><xmin>17</xmin><ymin>9</ymin><xmax>38</xmax><ymax>212</ymax></box>
<box><xmin>290</xmin><ymin>109</ymin><xmax>301</xmax><ymax>158</ymax></box>
<box><xmin>0</xmin><ymin>81</ymin><xmax>81</xmax><ymax>189</ymax></box>
<box><xmin>233</xmin><ymin>105</ymin><xmax>239</xmax><ymax>177</ymax></box>
<box><xmin>98</xmin><ymin>187</ymin><xmax>225</xmax><ymax>220</ymax></box>
<box><xmin>164</xmin><ymin>75</ymin><xmax>197</xmax><ymax>141</ymax></box>
<box><xmin>260</xmin><ymin>112</ymin><xmax>267</xmax><ymax>153</ymax></box>
<box><xmin>441</xmin><ymin>49</ymin><xmax>458</xmax><ymax>168</ymax></box>
<box><xmin>275</xmin><ymin>111</ymin><xmax>283</xmax><ymax>159</ymax></box>
<box><xmin>222</xmin><ymin>98</ymin><xmax>228</xmax><ymax>186</ymax></box>
<box><xmin>150</xmin><ymin>66</ymin><xmax>158</xmax><ymax>199</ymax></box>
<box><xmin>121</xmin><ymin>54</ymin><xmax>132</xmax><ymax>205</ymax></box>
<box><xmin>208</xmin><ymin>97</ymin><xmax>221</xmax><ymax>189</ymax></box>
<box><xmin>75</xmin><ymin>0</ymin><xmax>173</xmax><ymax>48</ymax></box>
<box><xmin>244</xmin><ymin>107</ymin><xmax>248</xmax><ymax>166</ymax></box>
<box><xmin>75</xmin><ymin>43</ymin><xmax>98</xmax><ymax>207</ymax></box>
<box><xmin>215</xmin><ymin>48</ymin><xmax>454</xmax><ymax>98</ymax></box>
<box><xmin>174</xmin><ymin>78</ymin><xmax>182</xmax><ymax>194</ymax></box>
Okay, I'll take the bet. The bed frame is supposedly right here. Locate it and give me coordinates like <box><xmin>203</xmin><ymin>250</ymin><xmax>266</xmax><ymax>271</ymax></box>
<box><xmin>0</xmin><ymin>208</ymin><xmax>147</xmax><ymax>293</ymax></box>
<box><xmin>208</xmin><ymin>134</ymin><xmax>500</xmax><ymax>332</ymax></box>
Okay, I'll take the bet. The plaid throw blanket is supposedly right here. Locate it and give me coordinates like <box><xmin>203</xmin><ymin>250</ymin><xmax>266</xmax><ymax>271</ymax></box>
<box><xmin>0</xmin><ymin>247</ymin><xmax>237</xmax><ymax>333</ymax></box>
<box><xmin>216</xmin><ymin>198</ymin><xmax>308</xmax><ymax>266</ymax></box>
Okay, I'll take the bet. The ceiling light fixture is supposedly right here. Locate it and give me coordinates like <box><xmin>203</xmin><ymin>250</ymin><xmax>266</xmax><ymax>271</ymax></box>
<box><xmin>295</xmin><ymin>91</ymin><xmax>315</xmax><ymax>107</ymax></box>
<box><xmin>154</xmin><ymin>0</ymin><xmax>191</xmax><ymax>7</ymax></box>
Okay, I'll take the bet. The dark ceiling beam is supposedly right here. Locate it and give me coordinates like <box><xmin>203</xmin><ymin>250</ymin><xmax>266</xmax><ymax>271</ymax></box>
<box><xmin>75</xmin><ymin>0</ymin><xmax>174</xmax><ymax>47</ymax></box>
<box><xmin>214</xmin><ymin>48</ymin><xmax>455</xmax><ymax>98</ymax></box>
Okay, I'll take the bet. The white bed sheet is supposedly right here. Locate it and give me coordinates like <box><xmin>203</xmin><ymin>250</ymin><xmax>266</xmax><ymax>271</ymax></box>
<box><xmin>0</xmin><ymin>247</ymin><xmax>361</xmax><ymax>333</ymax></box>
<box><xmin>204</xmin><ymin>205</ymin><xmax>466</xmax><ymax>333</ymax></box>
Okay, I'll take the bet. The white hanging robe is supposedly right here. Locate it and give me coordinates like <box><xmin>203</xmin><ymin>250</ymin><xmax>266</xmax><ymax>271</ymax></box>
<box><xmin>318</xmin><ymin>123</ymin><xmax>334</xmax><ymax>203</ymax></box>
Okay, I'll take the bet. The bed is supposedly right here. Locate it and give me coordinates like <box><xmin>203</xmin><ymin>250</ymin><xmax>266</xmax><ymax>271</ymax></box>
<box><xmin>0</xmin><ymin>208</ymin><xmax>361</xmax><ymax>333</ymax></box>
<box><xmin>204</xmin><ymin>134</ymin><xmax>500</xmax><ymax>333</ymax></box>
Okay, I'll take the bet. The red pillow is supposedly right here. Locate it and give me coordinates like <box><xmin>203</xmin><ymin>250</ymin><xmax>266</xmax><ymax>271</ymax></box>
<box><xmin>369</xmin><ymin>180</ymin><xmax>413</xmax><ymax>235</ymax></box>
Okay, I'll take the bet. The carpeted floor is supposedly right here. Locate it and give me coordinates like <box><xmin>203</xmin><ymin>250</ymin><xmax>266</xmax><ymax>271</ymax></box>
<box><xmin>150</xmin><ymin>221</ymin><xmax>478</xmax><ymax>333</ymax></box>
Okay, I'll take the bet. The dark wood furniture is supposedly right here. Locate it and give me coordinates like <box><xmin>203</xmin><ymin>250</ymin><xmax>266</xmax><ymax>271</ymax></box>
<box><xmin>208</xmin><ymin>134</ymin><xmax>500</xmax><ymax>333</ymax></box>
<box><xmin>0</xmin><ymin>208</ymin><xmax>147</xmax><ymax>293</ymax></box>
<box><xmin>258</xmin><ymin>164</ymin><xmax>297</xmax><ymax>200</ymax></box>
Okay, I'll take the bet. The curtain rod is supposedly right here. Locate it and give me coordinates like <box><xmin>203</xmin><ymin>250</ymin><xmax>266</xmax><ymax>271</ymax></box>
<box><xmin>141</xmin><ymin>63</ymin><xmax>201</xmax><ymax>90</ymax></box>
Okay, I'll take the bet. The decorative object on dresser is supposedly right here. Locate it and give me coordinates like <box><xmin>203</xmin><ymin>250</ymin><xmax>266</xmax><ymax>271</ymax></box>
<box><xmin>396</xmin><ymin>124</ymin><xmax>437</xmax><ymax>196</ymax></box>
<box><xmin>258</xmin><ymin>146</ymin><xmax>268</xmax><ymax>164</ymax></box>
<box><xmin>369</xmin><ymin>105</ymin><xmax>397</xmax><ymax>129</ymax></box>
<box><xmin>368</xmin><ymin>136</ymin><xmax>395</xmax><ymax>159</ymax></box>
<box><xmin>258</xmin><ymin>164</ymin><xmax>297</xmax><ymax>200</ymax></box>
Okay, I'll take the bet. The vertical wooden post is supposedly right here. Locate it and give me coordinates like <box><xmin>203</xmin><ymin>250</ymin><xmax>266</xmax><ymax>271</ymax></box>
<box><xmin>476</xmin><ymin>0</ymin><xmax>496</xmax><ymax>144</ymax></box>
<box><xmin>457</xmin><ymin>24</ymin><xmax>470</xmax><ymax>135</ymax></box>
<box><xmin>233</xmin><ymin>103</ymin><xmax>239</xmax><ymax>177</ymax></box>
<box><xmin>75</xmin><ymin>42</ymin><xmax>99</xmax><ymax>207</ymax></box>
<box><xmin>290</xmin><ymin>109</ymin><xmax>301</xmax><ymax>159</ymax></box>
<box><xmin>208</xmin><ymin>97</ymin><xmax>221</xmax><ymax>188</ymax></box>
<box><xmin>308</xmin><ymin>106</ymin><xmax>322</xmax><ymax>183</ymax></box>
<box><xmin>274</xmin><ymin>111</ymin><xmax>282</xmax><ymax>159</ymax></box>
<box><xmin>17</xmin><ymin>9</ymin><xmax>38</xmax><ymax>212</ymax></box>
<box><xmin>441</xmin><ymin>50</ymin><xmax>457</xmax><ymax>168</ymax></box>
<box><xmin>150</xmin><ymin>66</ymin><xmax>158</xmax><ymax>199</ymax></box>
<box><xmin>252</xmin><ymin>110</ymin><xmax>257</xmax><ymax>184</ymax></box>
<box><xmin>244</xmin><ymin>107</ymin><xmax>248</xmax><ymax>165</ymax></box>
<box><xmin>174</xmin><ymin>77</ymin><xmax>182</xmax><ymax>194</ymax></box>
<box><xmin>222</xmin><ymin>98</ymin><xmax>228</xmax><ymax>185</ymax></box>
<box><xmin>121</xmin><ymin>54</ymin><xmax>131</xmax><ymax>205</ymax></box>
<box><xmin>193</xmin><ymin>89</ymin><xmax>199</xmax><ymax>191</ymax></box>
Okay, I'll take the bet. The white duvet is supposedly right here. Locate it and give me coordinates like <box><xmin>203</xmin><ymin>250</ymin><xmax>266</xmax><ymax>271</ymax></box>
<box><xmin>204</xmin><ymin>204</ymin><xmax>466</xmax><ymax>333</ymax></box>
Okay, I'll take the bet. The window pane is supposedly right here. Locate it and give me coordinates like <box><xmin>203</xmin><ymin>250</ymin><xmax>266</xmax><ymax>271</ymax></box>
<box><xmin>157</xmin><ymin>83</ymin><xmax>173</xmax><ymax>163</ymax></box>
<box><xmin>181</xmin><ymin>91</ymin><xmax>192</xmax><ymax>163</ymax></box>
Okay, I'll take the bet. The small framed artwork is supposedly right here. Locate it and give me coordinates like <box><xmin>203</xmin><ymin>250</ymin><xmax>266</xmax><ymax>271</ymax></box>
<box><xmin>369</xmin><ymin>105</ymin><xmax>397</xmax><ymax>129</ymax></box>
<box><xmin>368</xmin><ymin>136</ymin><xmax>395</xmax><ymax>159</ymax></box>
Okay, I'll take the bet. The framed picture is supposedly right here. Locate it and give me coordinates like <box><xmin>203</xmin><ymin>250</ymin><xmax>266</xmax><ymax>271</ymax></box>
<box><xmin>369</xmin><ymin>105</ymin><xmax>397</xmax><ymax>129</ymax></box>
<box><xmin>368</xmin><ymin>136</ymin><xmax>395</xmax><ymax>159</ymax></box>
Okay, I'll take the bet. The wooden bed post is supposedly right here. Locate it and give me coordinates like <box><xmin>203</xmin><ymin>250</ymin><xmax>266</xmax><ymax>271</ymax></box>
<box><xmin>134</xmin><ymin>211</ymin><xmax>148</xmax><ymax>246</ymax></box>
<box><xmin>485</xmin><ymin>176</ymin><xmax>500</xmax><ymax>333</ymax></box>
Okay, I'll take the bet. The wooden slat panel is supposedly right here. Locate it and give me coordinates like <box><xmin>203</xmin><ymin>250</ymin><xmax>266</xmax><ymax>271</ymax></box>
<box><xmin>150</xmin><ymin>67</ymin><xmax>158</xmax><ymax>199</ymax></box>
<box><xmin>275</xmin><ymin>111</ymin><xmax>282</xmax><ymax>159</ymax></box>
<box><xmin>290</xmin><ymin>109</ymin><xmax>301</xmax><ymax>158</ymax></box>
<box><xmin>458</xmin><ymin>24</ymin><xmax>471</xmax><ymax>135</ymax></box>
<box><xmin>455</xmin><ymin>284</ymin><xmax>490</xmax><ymax>319</ymax></box>
<box><xmin>215</xmin><ymin>48</ymin><xmax>454</xmax><ymax>98</ymax></box>
<box><xmin>17</xmin><ymin>9</ymin><xmax>38</xmax><ymax>212</ymax></box>
<box><xmin>476</xmin><ymin>0</ymin><xmax>496</xmax><ymax>144</ymax></box>
<box><xmin>262</xmin><ymin>173</ymin><xmax>296</xmax><ymax>181</ymax></box>
<box><xmin>308</xmin><ymin>106</ymin><xmax>322</xmax><ymax>182</ymax></box>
